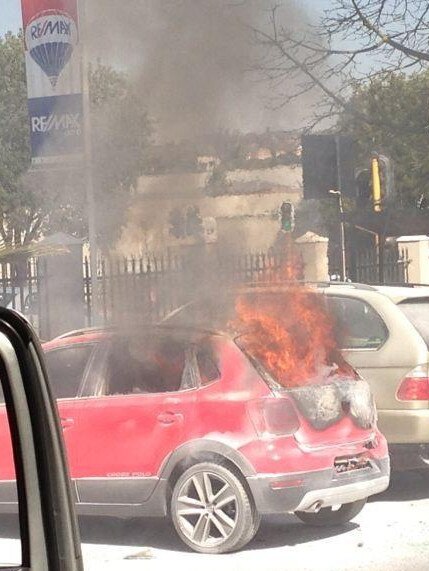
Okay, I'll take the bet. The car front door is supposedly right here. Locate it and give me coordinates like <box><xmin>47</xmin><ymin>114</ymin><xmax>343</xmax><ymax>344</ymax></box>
<box><xmin>76</xmin><ymin>334</ymin><xmax>198</xmax><ymax>506</ymax></box>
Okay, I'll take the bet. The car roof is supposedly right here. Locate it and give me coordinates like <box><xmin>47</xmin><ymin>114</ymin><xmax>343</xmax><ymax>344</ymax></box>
<box><xmin>43</xmin><ymin>324</ymin><xmax>229</xmax><ymax>351</ymax></box>
<box><xmin>42</xmin><ymin>331</ymin><xmax>110</xmax><ymax>351</ymax></box>
<box><xmin>372</xmin><ymin>285</ymin><xmax>429</xmax><ymax>304</ymax></box>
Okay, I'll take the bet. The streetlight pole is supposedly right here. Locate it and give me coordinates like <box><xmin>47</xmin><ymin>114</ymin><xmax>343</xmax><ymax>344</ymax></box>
<box><xmin>329</xmin><ymin>189</ymin><xmax>347</xmax><ymax>281</ymax></box>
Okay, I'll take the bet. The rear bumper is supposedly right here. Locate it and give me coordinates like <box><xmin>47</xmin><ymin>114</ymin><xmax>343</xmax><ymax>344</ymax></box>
<box><xmin>378</xmin><ymin>409</ymin><xmax>429</xmax><ymax>443</ymax></box>
<box><xmin>378</xmin><ymin>409</ymin><xmax>429</xmax><ymax>470</ymax></box>
<box><xmin>294</xmin><ymin>475</ymin><xmax>389</xmax><ymax>511</ymax></box>
<box><xmin>247</xmin><ymin>456</ymin><xmax>390</xmax><ymax>514</ymax></box>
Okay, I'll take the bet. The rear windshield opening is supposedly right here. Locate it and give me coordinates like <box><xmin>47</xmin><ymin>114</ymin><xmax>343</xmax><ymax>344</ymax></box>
<box><xmin>236</xmin><ymin>336</ymin><xmax>357</xmax><ymax>390</ymax></box>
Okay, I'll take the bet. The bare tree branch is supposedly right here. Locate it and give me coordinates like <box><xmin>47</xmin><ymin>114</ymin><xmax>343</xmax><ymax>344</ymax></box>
<box><xmin>351</xmin><ymin>0</ymin><xmax>429</xmax><ymax>61</ymax></box>
<box><xmin>252</xmin><ymin>1</ymin><xmax>429</xmax><ymax>129</ymax></box>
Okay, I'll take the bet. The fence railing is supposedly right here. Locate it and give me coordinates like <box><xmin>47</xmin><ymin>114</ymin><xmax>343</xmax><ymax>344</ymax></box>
<box><xmin>84</xmin><ymin>250</ymin><xmax>304</xmax><ymax>326</ymax></box>
<box><xmin>353</xmin><ymin>247</ymin><xmax>410</xmax><ymax>284</ymax></box>
<box><xmin>0</xmin><ymin>245</ymin><xmax>411</xmax><ymax>336</ymax></box>
<box><xmin>0</xmin><ymin>259</ymin><xmax>40</xmax><ymax>330</ymax></box>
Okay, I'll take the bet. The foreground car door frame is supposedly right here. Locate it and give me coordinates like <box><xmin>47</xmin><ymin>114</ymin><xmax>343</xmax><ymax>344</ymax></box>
<box><xmin>0</xmin><ymin>308</ymin><xmax>83</xmax><ymax>571</ymax></box>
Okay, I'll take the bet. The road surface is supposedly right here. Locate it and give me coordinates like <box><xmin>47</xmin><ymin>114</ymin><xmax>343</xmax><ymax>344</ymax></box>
<box><xmin>1</xmin><ymin>471</ymin><xmax>429</xmax><ymax>570</ymax></box>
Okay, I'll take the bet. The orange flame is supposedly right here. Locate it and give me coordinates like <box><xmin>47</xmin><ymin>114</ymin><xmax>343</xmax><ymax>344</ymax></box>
<box><xmin>233</xmin><ymin>285</ymin><xmax>347</xmax><ymax>388</ymax></box>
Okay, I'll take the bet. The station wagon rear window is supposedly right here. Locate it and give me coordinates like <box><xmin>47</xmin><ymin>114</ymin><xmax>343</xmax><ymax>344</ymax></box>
<box><xmin>398</xmin><ymin>299</ymin><xmax>429</xmax><ymax>346</ymax></box>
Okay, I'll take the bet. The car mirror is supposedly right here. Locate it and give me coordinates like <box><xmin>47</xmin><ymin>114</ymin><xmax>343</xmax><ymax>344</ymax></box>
<box><xmin>0</xmin><ymin>308</ymin><xmax>83</xmax><ymax>571</ymax></box>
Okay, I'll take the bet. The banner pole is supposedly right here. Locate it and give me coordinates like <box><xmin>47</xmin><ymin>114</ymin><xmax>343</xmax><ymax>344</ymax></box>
<box><xmin>78</xmin><ymin>0</ymin><xmax>100</xmax><ymax>325</ymax></box>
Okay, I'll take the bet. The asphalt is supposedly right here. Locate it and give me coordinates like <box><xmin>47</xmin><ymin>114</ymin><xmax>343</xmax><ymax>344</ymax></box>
<box><xmin>1</xmin><ymin>471</ymin><xmax>429</xmax><ymax>570</ymax></box>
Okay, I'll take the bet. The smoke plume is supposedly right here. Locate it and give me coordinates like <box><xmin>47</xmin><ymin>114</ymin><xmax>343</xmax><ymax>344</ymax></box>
<box><xmin>87</xmin><ymin>0</ymin><xmax>314</xmax><ymax>139</ymax></box>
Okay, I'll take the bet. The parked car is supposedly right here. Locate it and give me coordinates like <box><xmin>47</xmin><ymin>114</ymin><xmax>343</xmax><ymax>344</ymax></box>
<box><xmin>324</xmin><ymin>283</ymin><xmax>429</xmax><ymax>471</ymax></box>
<box><xmin>165</xmin><ymin>282</ymin><xmax>429</xmax><ymax>471</ymax></box>
<box><xmin>0</xmin><ymin>323</ymin><xmax>389</xmax><ymax>554</ymax></box>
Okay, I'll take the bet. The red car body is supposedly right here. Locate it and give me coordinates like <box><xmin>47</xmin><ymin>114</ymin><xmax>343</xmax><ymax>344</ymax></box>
<box><xmin>0</xmin><ymin>325</ymin><xmax>389</xmax><ymax>551</ymax></box>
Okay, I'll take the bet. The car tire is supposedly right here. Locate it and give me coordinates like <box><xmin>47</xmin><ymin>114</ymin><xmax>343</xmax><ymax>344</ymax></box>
<box><xmin>171</xmin><ymin>461</ymin><xmax>260</xmax><ymax>554</ymax></box>
<box><xmin>295</xmin><ymin>498</ymin><xmax>367</xmax><ymax>527</ymax></box>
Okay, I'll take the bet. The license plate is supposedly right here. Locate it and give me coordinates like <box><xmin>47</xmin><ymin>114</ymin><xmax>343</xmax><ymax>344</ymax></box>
<box><xmin>334</xmin><ymin>455</ymin><xmax>371</xmax><ymax>474</ymax></box>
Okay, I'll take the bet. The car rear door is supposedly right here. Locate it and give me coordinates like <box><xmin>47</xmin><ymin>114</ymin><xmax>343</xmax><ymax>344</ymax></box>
<box><xmin>43</xmin><ymin>343</ymin><xmax>99</xmax><ymax>496</ymax></box>
<box><xmin>76</xmin><ymin>334</ymin><xmax>198</xmax><ymax>506</ymax></box>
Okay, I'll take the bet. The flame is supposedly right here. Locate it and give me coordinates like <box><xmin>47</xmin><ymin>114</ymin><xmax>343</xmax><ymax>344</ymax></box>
<box><xmin>232</xmin><ymin>285</ymin><xmax>348</xmax><ymax>388</ymax></box>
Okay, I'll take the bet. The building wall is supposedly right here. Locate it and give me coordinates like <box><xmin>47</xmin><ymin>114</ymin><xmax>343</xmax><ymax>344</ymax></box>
<box><xmin>117</xmin><ymin>165</ymin><xmax>303</xmax><ymax>256</ymax></box>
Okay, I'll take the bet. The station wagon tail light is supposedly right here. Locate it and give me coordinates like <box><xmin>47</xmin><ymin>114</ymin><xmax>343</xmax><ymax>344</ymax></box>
<box><xmin>397</xmin><ymin>365</ymin><xmax>429</xmax><ymax>401</ymax></box>
<box><xmin>248</xmin><ymin>397</ymin><xmax>300</xmax><ymax>436</ymax></box>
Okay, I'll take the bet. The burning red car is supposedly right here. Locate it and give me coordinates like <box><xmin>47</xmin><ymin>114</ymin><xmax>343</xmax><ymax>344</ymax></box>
<box><xmin>0</xmin><ymin>317</ymin><xmax>389</xmax><ymax>554</ymax></box>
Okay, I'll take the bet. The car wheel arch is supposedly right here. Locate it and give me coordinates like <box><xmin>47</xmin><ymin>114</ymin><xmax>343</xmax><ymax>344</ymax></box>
<box><xmin>159</xmin><ymin>439</ymin><xmax>257</xmax><ymax>487</ymax></box>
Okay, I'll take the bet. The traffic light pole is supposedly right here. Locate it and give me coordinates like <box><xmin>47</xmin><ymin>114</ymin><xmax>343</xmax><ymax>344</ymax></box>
<box><xmin>329</xmin><ymin>190</ymin><xmax>347</xmax><ymax>282</ymax></box>
<box><xmin>339</xmin><ymin>194</ymin><xmax>347</xmax><ymax>282</ymax></box>
<box><xmin>335</xmin><ymin>136</ymin><xmax>347</xmax><ymax>281</ymax></box>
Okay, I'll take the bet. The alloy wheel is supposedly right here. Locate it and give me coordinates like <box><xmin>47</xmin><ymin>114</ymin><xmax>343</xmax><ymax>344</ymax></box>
<box><xmin>175</xmin><ymin>471</ymin><xmax>239</xmax><ymax>548</ymax></box>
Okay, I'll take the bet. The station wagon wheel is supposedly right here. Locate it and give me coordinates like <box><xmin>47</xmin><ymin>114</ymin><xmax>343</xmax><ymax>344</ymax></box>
<box><xmin>171</xmin><ymin>462</ymin><xmax>260</xmax><ymax>554</ymax></box>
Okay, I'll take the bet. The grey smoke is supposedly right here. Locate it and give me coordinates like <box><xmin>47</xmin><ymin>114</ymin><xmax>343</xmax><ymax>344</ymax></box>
<box><xmin>87</xmin><ymin>0</ymin><xmax>315</xmax><ymax>140</ymax></box>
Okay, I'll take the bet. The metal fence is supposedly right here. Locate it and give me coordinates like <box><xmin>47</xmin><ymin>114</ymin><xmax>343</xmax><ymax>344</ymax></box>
<box><xmin>84</xmin><ymin>249</ymin><xmax>303</xmax><ymax>326</ymax></box>
<box><xmin>0</xmin><ymin>245</ymin><xmax>411</xmax><ymax>336</ymax></box>
<box><xmin>353</xmin><ymin>247</ymin><xmax>410</xmax><ymax>285</ymax></box>
<box><xmin>0</xmin><ymin>259</ymin><xmax>40</xmax><ymax>330</ymax></box>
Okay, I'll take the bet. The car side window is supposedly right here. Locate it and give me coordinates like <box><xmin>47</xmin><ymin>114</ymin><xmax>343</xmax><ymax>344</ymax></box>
<box><xmin>104</xmin><ymin>336</ymin><xmax>192</xmax><ymax>395</ymax></box>
<box><xmin>328</xmin><ymin>296</ymin><xmax>388</xmax><ymax>350</ymax></box>
<box><xmin>197</xmin><ymin>343</ymin><xmax>221</xmax><ymax>386</ymax></box>
<box><xmin>44</xmin><ymin>345</ymin><xmax>94</xmax><ymax>399</ymax></box>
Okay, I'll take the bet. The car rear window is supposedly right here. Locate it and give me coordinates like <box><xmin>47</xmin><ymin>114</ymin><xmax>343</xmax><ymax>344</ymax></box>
<box><xmin>196</xmin><ymin>345</ymin><xmax>221</xmax><ymax>385</ymax></box>
<box><xmin>398</xmin><ymin>299</ymin><xmax>429</xmax><ymax>346</ymax></box>
<box><xmin>328</xmin><ymin>296</ymin><xmax>388</xmax><ymax>350</ymax></box>
<box><xmin>103</xmin><ymin>335</ymin><xmax>191</xmax><ymax>395</ymax></box>
<box><xmin>45</xmin><ymin>345</ymin><xmax>95</xmax><ymax>399</ymax></box>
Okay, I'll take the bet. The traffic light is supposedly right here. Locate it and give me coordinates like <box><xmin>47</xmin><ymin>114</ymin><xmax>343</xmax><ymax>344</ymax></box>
<box><xmin>355</xmin><ymin>169</ymin><xmax>371</xmax><ymax>207</ymax></box>
<box><xmin>280</xmin><ymin>202</ymin><xmax>295</xmax><ymax>232</ymax></box>
<box><xmin>185</xmin><ymin>205</ymin><xmax>203</xmax><ymax>238</ymax></box>
<box><xmin>169</xmin><ymin>208</ymin><xmax>186</xmax><ymax>239</ymax></box>
<box><xmin>371</xmin><ymin>154</ymin><xmax>394</xmax><ymax>212</ymax></box>
<box><xmin>302</xmin><ymin>134</ymin><xmax>355</xmax><ymax>199</ymax></box>
<box><xmin>371</xmin><ymin>157</ymin><xmax>382</xmax><ymax>213</ymax></box>
<box><xmin>417</xmin><ymin>194</ymin><xmax>428</xmax><ymax>209</ymax></box>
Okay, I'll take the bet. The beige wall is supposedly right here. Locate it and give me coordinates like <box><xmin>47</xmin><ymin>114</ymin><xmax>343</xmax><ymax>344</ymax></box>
<box><xmin>397</xmin><ymin>236</ymin><xmax>429</xmax><ymax>283</ymax></box>
<box><xmin>117</xmin><ymin>164</ymin><xmax>303</xmax><ymax>256</ymax></box>
<box><xmin>226</xmin><ymin>165</ymin><xmax>302</xmax><ymax>191</ymax></box>
<box><xmin>117</xmin><ymin>191</ymin><xmax>299</xmax><ymax>255</ymax></box>
<box><xmin>295</xmin><ymin>232</ymin><xmax>329</xmax><ymax>282</ymax></box>
<box><xmin>135</xmin><ymin>165</ymin><xmax>303</xmax><ymax>196</ymax></box>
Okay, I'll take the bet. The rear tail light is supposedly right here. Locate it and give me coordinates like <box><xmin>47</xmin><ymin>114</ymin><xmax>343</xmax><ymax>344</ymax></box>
<box><xmin>248</xmin><ymin>397</ymin><xmax>300</xmax><ymax>436</ymax></box>
<box><xmin>397</xmin><ymin>364</ymin><xmax>429</xmax><ymax>401</ymax></box>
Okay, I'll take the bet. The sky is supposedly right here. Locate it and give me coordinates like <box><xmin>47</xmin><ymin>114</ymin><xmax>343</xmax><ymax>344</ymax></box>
<box><xmin>0</xmin><ymin>0</ymin><xmax>336</xmax><ymax>135</ymax></box>
<box><xmin>1</xmin><ymin>0</ymin><xmax>22</xmax><ymax>36</ymax></box>
<box><xmin>1</xmin><ymin>0</ymin><xmax>333</xmax><ymax>37</ymax></box>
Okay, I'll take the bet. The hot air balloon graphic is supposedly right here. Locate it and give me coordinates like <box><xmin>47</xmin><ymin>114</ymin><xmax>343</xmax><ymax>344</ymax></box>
<box><xmin>24</xmin><ymin>10</ymin><xmax>78</xmax><ymax>88</ymax></box>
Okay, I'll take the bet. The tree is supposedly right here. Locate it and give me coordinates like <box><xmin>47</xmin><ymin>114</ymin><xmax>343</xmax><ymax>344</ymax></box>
<box><xmin>339</xmin><ymin>71</ymin><xmax>429</xmax><ymax>205</ymax></box>
<box><xmin>252</xmin><ymin>1</ymin><xmax>429</xmax><ymax>127</ymax></box>
<box><xmin>0</xmin><ymin>32</ymin><xmax>33</xmax><ymax>247</ymax></box>
<box><xmin>0</xmin><ymin>32</ymin><xmax>152</xmax><ymax>250</ymax></box>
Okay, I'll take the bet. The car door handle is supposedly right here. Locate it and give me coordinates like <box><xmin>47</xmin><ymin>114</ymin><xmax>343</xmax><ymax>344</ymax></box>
<box><xmin>157</xmin><ymin>412</ymin><xmax>183</xmax><ymax>425</ymax></box>
<box><xmin>60</xmin><ymin>418</ymin><xmax>75</xmax><ymax>429</ymax></box>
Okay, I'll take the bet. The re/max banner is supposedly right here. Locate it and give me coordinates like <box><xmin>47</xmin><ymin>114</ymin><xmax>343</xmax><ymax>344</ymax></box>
<box><xmin>21</xmin><ymin>0</ymin><xmax>84</xmax><ymax>165</ymax></box>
